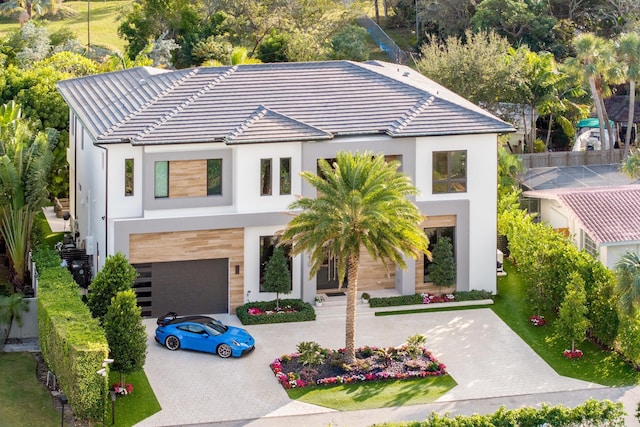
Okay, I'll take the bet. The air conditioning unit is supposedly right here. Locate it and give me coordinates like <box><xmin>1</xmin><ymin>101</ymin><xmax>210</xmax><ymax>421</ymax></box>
<box><xmin>85</xmin><ymin>235</ymin><xmax>94</xmax><ymax>255</ymax></box>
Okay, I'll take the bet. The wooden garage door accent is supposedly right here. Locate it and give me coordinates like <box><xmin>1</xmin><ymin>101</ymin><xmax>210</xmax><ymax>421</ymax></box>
<box><xmin>152</xmin><ymin>259</ymin><xmax>228</xmax><ymax>317</ymax></box>
<box><xmin>169</xmin><ymin>159</ymin><xmax>206</xmax><ymax>198</ymax></box>
<box><xmin>130</xmin><ymin>228</ymin><xmax>244</xmax><ymax>313</ymax></box>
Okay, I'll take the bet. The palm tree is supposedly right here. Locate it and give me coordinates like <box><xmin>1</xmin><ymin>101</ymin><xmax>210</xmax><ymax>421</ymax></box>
<box><xmin>0</xmin><ymin>102</ymin><xmax>53</xmax><ymax>288</ymax></box>
<box><xmin>0</xmin><ymin>292</ymin><xmax>29</xmax><ymax>345</ymax></box>
<box><xmin>616</xmin><ymin>32</ymin><xmax>640</xmax><ymax>156</ymax></box>
<box><xmin>567</xmin><ymin>34</ymin><xmax>619</xmax><ymax>162</ymax></box>
<box><xmin>615</xmin><ymin>251</ymin><xmax>640</xmax><ymax>315</ymax></box>
<box><xmin>279</xmin><ymin>151</ymin><xmax>430</xmax><ymax>364</ymax></box>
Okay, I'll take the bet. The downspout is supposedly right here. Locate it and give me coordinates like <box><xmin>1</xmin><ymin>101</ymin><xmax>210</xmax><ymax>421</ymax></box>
<box><xmin>95</xmin><ymin>143</ymin><xmax>108</xmax><ymax>270</ymax></box>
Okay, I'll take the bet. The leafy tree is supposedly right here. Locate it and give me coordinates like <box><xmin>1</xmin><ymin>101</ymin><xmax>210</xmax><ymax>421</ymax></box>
<box><xmin>330</xmin><ymin>25</ymin><xmax>369</xmax><ymax>61</ymax></box>
<box><xmin>416</xmin><ymin>30</ymin><xmax>523</xmax><ymax>113</ymax></box>
<box><xmin>280</xmin><ymin>151</ymin><xmax>429</xmax><ymax>363</ymax></box>
<box><xmin>87</xmin><ymin>253</ymin><xmax>138</xmax><ymax>324</ymax></box>
<box><xmin>4</xmin><ymin>21</ymin><xmax>51</xmax><ymax>66</ymax></box>
<box><xmin>616</xmin><ymin>32</ymin><xmax>640</xmax><ymax>155</ymax></box>
<box><xmin>620</xmin><ymin>150</ymin><xmax>640</xmax><ymax>180</ymax></box>
<box><xmin>0</xmin><ymin>0</ymin><xmax>60</xmax><ymax>21</ymax></box>
<box><xmin>429</xmin><ymin>236</ymin><xmax>455</xmax><ymax>289</ymax></box>
<box><xmin>256</xmin><ymin>30</ymin><xmax>288</xmax><ymax>63</ymax></box>
<box><xmin>616</xmin><ymin>311</ymin><xmax>640</xmax><ymax>369</ymax></box>
<box><xmin>0</xmin><ymin>102</ymin><xmax>54</xmax><ymax>288</ymax></box>
<box><xmin>615</xmin><ymin>251</ymin><xmax>640</xmax><ymax>315</ymax></box>
<box><xmin>416</xmin><ymin>0</ymin><xmax>476</xmax><ymax>39</ymax></box>
<box><xmin>557</xmin><ymin>271</ymin><xmax>590</xmax><ymax>354</ymax></box>
<box><xmin>263</xmin><ymin>246</ymin><xmax>291</xmax><ymax>309</ymax></box>
<box><xmin>497</xmin><ymin>144</ymin><xmax>523</xmax><ymax>197</ymax></box>
<box><xmin>472</xmin><ymin>0</ymin><xmax>557</xmax><ymax>53</ymax></box>
<box><xmin>104</xmin><ymin>289</ymin><xmax>147</xmax><ymax>384</ymax></box>
<box><xmin>148</xmin><ymin>34</ymin><xmax>180</xmax><ymax>68</ymax></box>
<box><xmin>0</xmin><ymin>292</ymin><xmax>28</xmax><ymax>345</ymax></box>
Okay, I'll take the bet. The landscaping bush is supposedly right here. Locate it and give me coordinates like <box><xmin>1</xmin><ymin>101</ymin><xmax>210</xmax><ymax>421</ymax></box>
<box><xmin>374</xmin><ymin>398</ymin><xmax>624</xmax><ymax>426</ymax></box>
<box><xmin>271</xmin><ymin>339</ymin><xmax>447</xmax><ymax>389</ymax></box>
<box><xmin>369</xmin><ymin>290</ymin><xmax>493</xmax><ymax>308</ymax></box>
<box><xmin>236</xmin><ymin>299</ymin><xmax>316</xmax><ymax>325</ymax></box>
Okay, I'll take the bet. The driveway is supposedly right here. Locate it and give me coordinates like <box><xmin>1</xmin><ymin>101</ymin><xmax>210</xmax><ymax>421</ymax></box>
<box><xmin>135</xmin><ymin>307</ymin><xmax>620</xmax><ymax>427</ymax></box>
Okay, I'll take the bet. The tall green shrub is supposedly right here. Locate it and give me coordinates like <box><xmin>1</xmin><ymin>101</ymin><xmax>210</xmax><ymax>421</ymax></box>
<box><xmin>429</xmin><ymin>237</ymin><xmax>456</xmax><ymax>289</ymax></box>
<box><xmin>263</xmin><ymin>246</ymin><xmax>291</xmax><ymax>309</ymax></box>
<box><xmin>104</xmin><ymin>290</ymin><xmax>147</xmax><ymax>384</ymax></box>
<box><xmin>557</xmin><ymin>272</ymin><xmax>590</xmax><ymax>353</ymax></box>
<box><xmin>87</xmin><ymin>252</ymin><xmax>138</xmax><ymax>324</ymax></box>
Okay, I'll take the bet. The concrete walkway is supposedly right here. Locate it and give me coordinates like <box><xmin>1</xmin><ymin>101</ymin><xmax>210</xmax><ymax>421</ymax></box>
<box><xmin>135</xmin><ymin>300</ymin><xmax>639</xmax><ymax>427</ymax></box>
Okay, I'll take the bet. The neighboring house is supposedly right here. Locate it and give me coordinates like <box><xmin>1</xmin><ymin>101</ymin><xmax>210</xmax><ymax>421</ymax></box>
<box><xmin>522</xmin><ymin>165</ymin><xmax>640</xmax><ymax>270</ymax></box>
<box><xmin>57</xmin><ymin>60</ymin><xmax>514</xmax><ymax>316</ymax></box>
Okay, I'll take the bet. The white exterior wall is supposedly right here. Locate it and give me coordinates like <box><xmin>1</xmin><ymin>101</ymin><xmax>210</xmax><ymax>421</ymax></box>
<box><xmin>415</xmin><ymin>134</ymin><xmax>498</xmax><ymax>293</ymax></box>
<box><xmin>234</xmin><ymin>142</ymin><xmax>301</xmax><ymax>213</ymax></box>
<box><xmin>243</xmin><ymin>226</ymin><xmax>302</xmax><ymax>303</ymax></box>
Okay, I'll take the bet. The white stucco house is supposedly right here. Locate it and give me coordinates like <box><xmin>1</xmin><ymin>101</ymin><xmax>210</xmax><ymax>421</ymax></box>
<box><xmin>523</xmin><ymin>184</ymin><xmax>640</xmax><ymax>270</ymax></box>
<box><xmin>56</xmin><ymin>60</ymin><xmax>514</xmax><ymax>316</ymax></box>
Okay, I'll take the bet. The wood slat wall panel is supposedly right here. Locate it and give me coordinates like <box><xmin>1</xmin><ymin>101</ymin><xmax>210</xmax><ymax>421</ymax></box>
<box><xmin>170</xmin><ymin>159</ymin><xmax>206</xmax><ymax>198</ymax></box>
<box><xmin>130</xmin><ymin>228</ymin><xmax>245</xmax><ymax>312</ymax></box>
<box><xmin>358</xmin><ymin>247</ymin><xmax>395</xmax><ymax>291</ymax></box>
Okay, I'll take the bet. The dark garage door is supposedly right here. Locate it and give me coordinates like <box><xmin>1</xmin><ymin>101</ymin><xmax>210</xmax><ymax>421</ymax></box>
<box><xmin>135</xmin><ymin>259</ymin><xmax>228</xmax><ymax>317</ymax></box>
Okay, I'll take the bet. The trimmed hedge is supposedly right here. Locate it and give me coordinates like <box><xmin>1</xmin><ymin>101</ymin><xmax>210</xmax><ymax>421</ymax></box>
<box><xmin>236</xmin><ymin>299</ymin><xmax>316</xmax><ymax>325</ymax></box>
<box><xmin>34</xmin><ymin>246</ymin><xmax>109</xmax><ymax>421</ymax></box>
<box><xmin>369</xmin><ymin>290</ymin><xmax>493</xmax><ymax>308</ymax></box>
<box><xmin>374</xmin><ymin>399</ymin><xmax>624</xmax><ymax>426</ymax></box>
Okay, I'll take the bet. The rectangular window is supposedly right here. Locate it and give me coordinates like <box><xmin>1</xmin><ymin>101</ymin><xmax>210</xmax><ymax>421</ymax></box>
<box><xmin>259</xmin><ymin>236</ymin><xmax>292</xmax><ymax>292</ymax></box>
<box><xmin>424</xmin><ymin>226</ymin><xmax>455</xmax><ymax>282</ymax></box>
<box><xmin>207</xmin><ymin>158</ymin><xmax>222</xmax><ymax>196</ymax></box>
<box><xmin>261</xmin><ymin>158</ymin><xmax>272</xmax><ymax>196</ymax></box>
<box><xmin>125</xmin><ymin>158</ymin><xmax>134</xmax><ymax>196</ymax></box>
<box><xmin>154</xmin><ymin>161</ymin><xmax>169</xmax><ymax>198</ymax></box>
<box><xmin>432</xmin><ymin>151</ymin><xmax>467</xmax><ymax>193</ymax></box>
<box><xmin>280</xmin><ymin>158</ymin><xmax>291</xmax><ymax>195</ymax></box>
<box><xmin>583</xmin><ymin>232</ymin><xmax>597</xmax><ymax>257</ymax></box>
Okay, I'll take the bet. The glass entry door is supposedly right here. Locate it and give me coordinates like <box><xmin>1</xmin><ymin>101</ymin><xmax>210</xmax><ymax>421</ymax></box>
<box><xmin>317</xmin><ymin>252</ymin><xmax>347</xmax><ymax>290</ymax></box>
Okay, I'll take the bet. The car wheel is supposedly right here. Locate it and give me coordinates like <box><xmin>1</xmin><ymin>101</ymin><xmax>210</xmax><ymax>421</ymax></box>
<box><xmin>217</xmin><ymin>343</ymin><xmax>232</xmax><ymax>358</ymax></box>
<box><xmin>165</xmin><ymin>335</ymin><xmax>180</xmax><ymax>351</ymax></box>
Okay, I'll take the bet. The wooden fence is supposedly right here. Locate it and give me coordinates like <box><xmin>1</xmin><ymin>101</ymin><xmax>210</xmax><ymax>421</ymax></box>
<box><xmin>518</xmin><ymin>149</ymin><xmax>625</xmax><ymax>169</ymax></box>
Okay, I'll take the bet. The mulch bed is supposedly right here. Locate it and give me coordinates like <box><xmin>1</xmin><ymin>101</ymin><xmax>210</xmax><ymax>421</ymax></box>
<box><xmin>271</xmin><ymin>345</ymin><xmax>447</xmax><ymax>389</ymax></box>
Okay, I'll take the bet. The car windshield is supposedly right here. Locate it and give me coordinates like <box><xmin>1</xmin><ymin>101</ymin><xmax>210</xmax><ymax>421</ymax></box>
<box><xmin>203</xmin><ymin>319</ymin><xmax>228</xmax><ymax>336</ymax></box>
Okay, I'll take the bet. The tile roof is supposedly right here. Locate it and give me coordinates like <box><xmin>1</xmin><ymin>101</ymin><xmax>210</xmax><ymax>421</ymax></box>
<box><xmin>521</xmin><ymin>164</ymin><xmax>637</xmax><ymax>190</ymax></box>
<box><xmin>57</xmin><ymin>61</ymin><xmax>514</xmax><ymax>145</ymax></box>
<box><xmin>524</xmin><ymin>185</ymin><xmax>640</xmax><ymax>244</ymax></box>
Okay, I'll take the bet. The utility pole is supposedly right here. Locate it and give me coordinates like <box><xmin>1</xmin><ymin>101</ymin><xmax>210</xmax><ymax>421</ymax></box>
<box><xmin>87</xmin><ymin>0</ymin><xmax>91</xmax><ymax>55</ymax></box>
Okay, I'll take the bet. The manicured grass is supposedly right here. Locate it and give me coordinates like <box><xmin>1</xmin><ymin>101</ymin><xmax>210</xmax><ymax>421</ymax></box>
<box><xmin>494</xmin><ymin>260</ymin><xmax>640</xmax><ymax>387</ymax></box>
<box><xmin>375</xmin><ymin>304</ymin><xmax>493</xmax><ymax>316</ymax></box>
<box><xmin>286</xmin><ymin>375</ymin><xmax>457</xmax><ymax>410</ymax></box>
<box><xmin>108</xmin><ymin>370</ymin><xmax>161</xmax><ymax>427</ymax></box>
<box><xmin>0</xmin><ymin>1</ymin><xmax>130</xmax><ymax>52</ymax></box>
<box><xmin>0</xmin><ymin>353</ymin><xmax>60</xmax><ymax>427</ymax></box>
<box><xmin>34</xmin><ymin>209</ymin><xmax>63</xmax><ymax>249</ymax></box>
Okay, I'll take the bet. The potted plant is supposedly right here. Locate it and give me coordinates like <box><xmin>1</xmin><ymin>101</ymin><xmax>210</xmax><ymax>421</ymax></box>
<box><xmin>314</xmin><ymin>295</ymin><xmax>325</xmax><ymax>306</ymax></box>
<box><xmin>361</xmin><ymin>292</ymin><xmax>370</xmax><ymax>304</ymax></box>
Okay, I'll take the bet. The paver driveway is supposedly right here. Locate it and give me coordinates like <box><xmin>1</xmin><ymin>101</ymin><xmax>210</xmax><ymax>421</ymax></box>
<box><xmin>135</xmin><ymin>308</ymin><xmax>606</xmax><ymax>427</ymax></box>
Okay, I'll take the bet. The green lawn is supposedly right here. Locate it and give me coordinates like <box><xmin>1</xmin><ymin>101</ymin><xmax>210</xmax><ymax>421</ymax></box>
<box><xmin>0</xmin><ymin>1</ymin><xmax>130</xmax><ymax>52</ymax></box>
<box><xmin>0</xmin><ymin>353</ymin><xmax>60</xmax><ymax>427</ymax></box>
<box><xmin>108</xmin><ymin>370</ymin><xmax>161</xmax><ymax>427</ymax></box>
<box><xmin>286</xmin><ymin>375</ymin><xmax>457</xmax><ymax>410</ymax></box>
<box><xmin>494</xmin><ymin>260</ymin><xmax>640</xmax><ymax>387</ymax></box>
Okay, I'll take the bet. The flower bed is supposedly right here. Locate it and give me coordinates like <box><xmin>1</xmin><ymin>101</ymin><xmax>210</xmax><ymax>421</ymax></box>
<box><xmin>529</xmin><ymin>315</ymin><xmax>546</xmax><ymax>326</ymax></box>
<box><xmin>236</xmin><ymin>299</ymin><xmax>316</xmax><ymax>325</ymax></box>
<box><xmin>563</xmin><ymin>349</ymin><xmax>583</xmax><ymax>359</ymax></box>
<box><xmin>270</xmin><ymin>345</ymin><xmax>447</xmax><ymax>389</ymax></box>
<box><xmin>369</xmin><ymin>290</ymin><xmax>493</xmax><ymax>308</ymax></box>
<box><xmin>112</xmin><ymin>382</ymin><xmax>133</xmax><ymax>396</ymax></box>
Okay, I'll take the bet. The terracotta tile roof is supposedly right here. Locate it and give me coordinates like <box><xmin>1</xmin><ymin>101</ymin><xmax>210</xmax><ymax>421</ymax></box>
<box><xmin>525</xmin><ymin>185</ymin><xmax>640</xmax><ymax>244</ymax></box>
<box><xmin>57</xmin><ymin>61</ymin><xmax>514</xmax><ymax>145</ymax></box>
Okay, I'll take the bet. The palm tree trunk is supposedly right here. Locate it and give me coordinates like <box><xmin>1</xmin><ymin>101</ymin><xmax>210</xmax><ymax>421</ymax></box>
<box><xmin>546</xmin><ymin>114</ymin><xmax>553</xmax><ymax>147</ymax></box>
<box><xmin>374</xmin><ymin>0</ymin><xmax>380</xmax><ymax>23</ymax></box>
<box><xmin>626</xmin><ymin>80</ymin><xmax>636</xmax><ymax>156</ymax></box>
<box><xmin>344</xmin><ymin>254</ymin><xmax>359</xmax><ymax>364</ymax></box>
<box><xmin>589</xmin><ymin>77</ymin><xmax>607</xmax><ymax>163</ymax></box>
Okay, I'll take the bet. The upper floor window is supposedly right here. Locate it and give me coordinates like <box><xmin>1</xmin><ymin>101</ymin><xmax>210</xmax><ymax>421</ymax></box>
<box><xmin>280</xmin><ymin>158</ymin><xmax>291</xmax><ymax>195</ymax></box>
<box><xmin>433</xmin><ymin>151</ymin><xmax>466</xmax><ymax>193</ymax></box>
<box><xmin>261</xmin><ymin>159</ymin><xmax>272</xmax><ymax>196</ymax></box>
<box><xmin>207</xmin><ymin>159</ymin><xmax>222</xmax><ymax>196</ymax></box>
<box><xmin>125</xmin><ymin>158</ymin><xmax>134</xmax><ymax>196</ymax></box>
<box><xmin>154</xmin><ymin>161</ymin><xmax>169</xmax><ymax>198</ymax></box>
<box><xmin>583</xmin><ymin>231</ymin><xmax>597</xmax><ymax>258</ymax></box>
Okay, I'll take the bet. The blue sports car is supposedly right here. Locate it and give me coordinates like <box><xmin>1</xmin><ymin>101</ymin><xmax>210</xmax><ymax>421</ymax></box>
<box><xmin>155</xmin><ymin>312</ymin><xmax>255</xmax><ymax>358</ymax></box>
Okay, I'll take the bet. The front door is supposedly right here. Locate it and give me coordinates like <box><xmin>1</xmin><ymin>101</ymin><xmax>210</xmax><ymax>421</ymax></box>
<box><xmin>316</xmin><ymin>253</ymin><xmax>347</xmax><ymax>290</ymax></box>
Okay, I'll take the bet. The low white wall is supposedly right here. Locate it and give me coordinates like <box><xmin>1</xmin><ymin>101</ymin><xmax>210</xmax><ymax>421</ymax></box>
<box><xmin>1</xmin><ymin>298</ymin><xmax>38</xmax><ymax>340</ymax></box>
